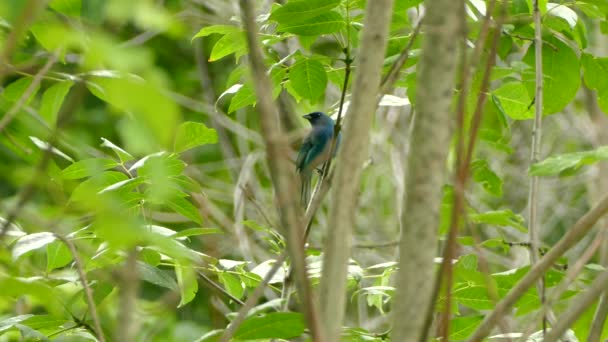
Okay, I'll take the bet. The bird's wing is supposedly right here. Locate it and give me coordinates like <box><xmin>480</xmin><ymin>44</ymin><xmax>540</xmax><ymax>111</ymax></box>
<box><xmin>296</xmin><ymin>135</ymin><xmax>313</xmax><ymax>173</ymax></box>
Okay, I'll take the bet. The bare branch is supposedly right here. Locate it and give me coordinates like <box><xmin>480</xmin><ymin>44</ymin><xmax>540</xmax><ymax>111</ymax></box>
<box><xmin>56</xmin><ymin>235</ymin><xmax>106</xmax><ymax>342</ymax></box>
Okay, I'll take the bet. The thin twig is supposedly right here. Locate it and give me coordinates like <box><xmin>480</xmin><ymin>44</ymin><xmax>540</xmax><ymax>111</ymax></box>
<box><xmin>380</xmin><ymin>18</ymin><xmax>423</xmax><ymax>94</ymax></box>
<box><xmin>529</xmin><ymin>0</ymin><xmax>547</xmax><ymax>334</ymax></box>
<box><xmin>56</xmin><ymin>235</ymin><xmax>106</xmax><ymax>342</ymax></box>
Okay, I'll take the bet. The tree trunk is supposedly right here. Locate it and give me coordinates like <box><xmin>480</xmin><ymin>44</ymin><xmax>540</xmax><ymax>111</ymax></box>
<box><xmin>391</xmin><ymin>0</ymin><xmax>460</xmax><ymax>340</ymax></box>
<box><xmin>318</xmin><ymin>0</ymin><xmax>394</xmax><ymax>341</ymax></box>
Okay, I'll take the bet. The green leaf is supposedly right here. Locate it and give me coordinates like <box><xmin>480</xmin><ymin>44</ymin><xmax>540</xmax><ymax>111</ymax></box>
<box><xmin>39</xmin><ymin>80</ymin><xmax>73</xmax><ymax>126</ymax></box>
<box><xmin>12</xmin><ymin>232</ymin><xmax>57</xmax><ymax>260</ymax></box>
<box><xmin>530</xmin><ymin>146</ymin><xmax>608</xmax><ymax>176</ymax></box>
<box><xmin>242</xmin><ymin>220</ymin><xmax>271</xmax><ymax>232</ymax></box>
<box><xmin>100</xmin><ymin>137</ymin><xmax>134</xmax><ymax>163</ymax></box>
<box><xmin>88</xmin><ymin>76</ymin><xmax>181</xmax><ymax>151</ymax></box>
<box><xmin>234</xmin><ymin>312</ymin><xmax>305</xmax><ymax>340</ymax></box>
<box><xmin>46</xmin><ymin>241</ymin><xmax>72</xmax><ymax>272</ymax></box>
<box><xmin>228</xmin><ymin>68</ymin><xmax>285</xmax><ymax>113</ymax></box>
<box><xmin>172</xmin><ymin>228</ymin><xmax>223</xmax><ymax>239</ymax></box>
<box><xmin>0</xmin><ymin>77</ymin><xmax>38</xmax><ymax>106</ymax></box>
<box><xmin>70</xmin><ymin>171</ymin><xmax>129</xmax><ymax>202</ymax></box>
<box><xmin>167</xmin><ymin>196</ymin><xmax>203</xmax><ymax>225</ymax></box>
<box><xmin>97</xmin><ymin>176</ymin><xmax>145</xmax><ymax>194</ymax></box>
<box><xmin>491</xmin><ymin>82</ymin><xmax>533</xmax><ymax>120</ymax></box>
<box><xmin>522</xmin><ymin>36</ymin><xmax>580</xmax><ymax>115</ymax></box>
<box><xmin>209</xmin><ymin>31</ymin><xmax>247</xmax><ymax>61</ymax></box>
<box><xmin>0</xmin><ymin>315</ymin><xmax>34</xmax><ymax>333</ymax></box>
<box><xmin>139</xmin><ymin>248</ymin><xmax>161</xmax><ymax>266</ymax></box>
<box><xmin>270</xmin><ymin>0</ymin><xmax>341</xmax><ymax>24</ymax></box>
<box><xmin>546</xmin><ymin>3</ymin><xmax>577</xmax><ymax>28</ymax></box>
<box><xmin>470</xmin><ymin>210</ymin><xmax>527</xmax><ymax>233</ymax></box>
<box><xmin>29</xmin><ymin>136</ymin><xmax>74</xmax><ymax>162</ymax></box>
<box><xmin>289</xmin><ymin>58</ymin><xmax>327</xmax><ymax>102</ymax></box>
<box><xmin>219</xmin><ymin>272</ymin><xmax>244</xmax><ymax>300</ymax></box>
<box><xmin>137</xmin><ymin>261</ymin><xmax>178</xmax><ymax>291</ymax></box>
<box><xmin>61</xmin><ymin>158</ymin><xmax>120</xmax><ymax>180</ymax></box>
<box><xmin>176</xmin><ymin>262</ymin><xmax>198</xmax><ymax>307</ymax></box>
<box><xmin>228</xmin><ymin>84</ymin><xmax>255</xmax><ymax>113</ymax></box>
<box><xmin>453</xmin><ymin>286</ymin><xmax>494</xmax><ymax>310</ymax></box>
<box><xmin>137</xmin><ymin>154</ymin><xmax>187</xmax><ymax>202</ymax></box>
<box><xmin>49</xmin><ymin>0</ymin><xmax>81</xmax><ymax>17</ymax></box>
<box><xmin>174</xmin><ymin>121</ymin><xmax>218</xmax><ymax>153</ymax></box>
<box><xmin>449</xmin><ymin>315</ymin><xmax>484</xmax><ymax>340</ymax></box>
<box><xmin>470</xmin><ymin>159</ymin><xmax>503</xmax><ymax>196</ymax></box>
<box><xmin>582</xmin><ymin>53</ymin><xmax>608</xmax><ymax>113</ymax></box>
<box><xmin>395</xmin><ymin>0</ymin><xmax>425</xmax><ymax>10</ymax></box>
<box><xmin>192</xmin><ymin>25</ymin><xmax>241</xmax><ymax>41</ymax></box>
<box><xmin>277</xmin><ymin>11</ymin><xmax>345</xmax><ymax>36</ymax></box>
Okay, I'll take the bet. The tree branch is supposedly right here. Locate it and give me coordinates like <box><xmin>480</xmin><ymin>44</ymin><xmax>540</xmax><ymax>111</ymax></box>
<box><xmin>544</xmin><ymin>269</ymin><xmax>608</xmax><ymax>342</ymax></box>
<box><xmin>56</xmin><ymin>235</ymin><xmax>106</xmax><ymax>342</ymax></box>
<box><xmin>391</xmin><ymin>0</ymin><xmax>461</xmax><ymax>340</ymax></box>
<box><xmin>318</xmin><ymin>1</ymin><xmax>394</xmax><ymax>340</ymax></box>
<box><xmin>467</xmin><ymin>192</ymin><xmax>608</xmax><ymax>342</ymax></box>
<box><xmin>237</xmin><ymin>1</ymin><xmax>323</xmax><ymax>340</ymax></box>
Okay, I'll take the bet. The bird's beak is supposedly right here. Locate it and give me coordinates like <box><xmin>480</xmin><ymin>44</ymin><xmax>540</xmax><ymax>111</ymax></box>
<box><xmin>302</xmin><ymin>114</ymin><xmax>312</xmax><ymax>120</ymax></box>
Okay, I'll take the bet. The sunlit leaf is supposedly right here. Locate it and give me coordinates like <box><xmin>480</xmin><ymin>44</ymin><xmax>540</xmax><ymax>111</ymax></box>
<box><xmin>234</xmin><ymin>312</ymin><xmax>305</xmax><ymax>340</ymax></box>
<box><xmin>522</xmin><ymin>36</ymin><xmax>580</xmax><ymax>115</ymax></box>
<box><xmin>270</xmin><ymin>0</ymin><xmax>340</xmax><ymax>24</ymax></box>
<box><xmin>192</xmin><ymin>25</ymin><xmax>241</xmax><ymax>41</ymax></box>
<box><xmin>289</xmin><ymin>58</ymin><xmax>327</xmax><ymax>102</ymax></box>
<box><xmin>137</xmin><ymin>261</ymin><xmax>178</xmax><ymax>291</ymax></box>
<box><xmin>277</xmin><ymin>11</ymin><xmax>345</xmax><ymax>36</ymax></box>
<box><xmin>470</xmin><ymin>210</ymin><xmax>527</xmax><ymax>232</ymax></box>
<box><xmin>12</xmin><ymin>232</ymin><xmax>56</xmax><ymax>260</ymax></box>
<box><xmin>209</xmin><ymin>31</ymin><xmax>247</xmax><ymax>61</ymax></box>
<box><xmin>491</xmin><ymin>82</ymin><xmax>533</xmax><ymax>120</ymax></box>
<box><xmin>100</xmin><ymin>137</ymin><xmax>134</xmax><ymax>163</ymax></box>
<box><xmin>471</xmin><ymin>159</ymin><xmax>503</xmax><ymax>196</ymax></box>
<box><xmin>175</xmin><ymin>262</ymin><xmax>198</xmax><ymax>307</ymax></box>
<box><xmin>61</xmin><ymin>158</ymin><xmax>119</xmax><ymax>180</ymax></box>
<box><xmin>167</xmin><ymin>196</ymin><xmax>203</xmax><ymax>225</ymax></box>
<box><xmin>174</xmin><ymin>121</ymin><xmax>218</xmax><ymax>153</ymax></box>
<box><xmin>530</xmin><ymin>146</ymin><xmax>608</xmax><ymax>176</ymax></box>
<box><xmin>46</xmin><ymin>241</ymin><xmax>72</xmax><ymax>272</ymax></box>
<box><xmin>39</xmin><ymin>80</ymin><xmax>73</xmax><ymax>126</ymax></box>
<box><xmin>219</xmin><ymin>272</ymin><xmax>244</xmax><ymax>300</ymax></box>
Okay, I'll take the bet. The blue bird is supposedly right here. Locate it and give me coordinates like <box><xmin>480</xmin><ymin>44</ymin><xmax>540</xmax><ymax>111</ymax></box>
<box><xmin>296</xmin><ymin>111</ymin><xmax>341</xmax><ymax>207</ymax></box>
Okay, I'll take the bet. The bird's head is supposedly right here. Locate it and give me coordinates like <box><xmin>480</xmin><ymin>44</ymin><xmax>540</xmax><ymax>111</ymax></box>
<box><xmin>303</xmin><ymin>111</ymin><xmax>334</xmax><ymax>127</ymax></box>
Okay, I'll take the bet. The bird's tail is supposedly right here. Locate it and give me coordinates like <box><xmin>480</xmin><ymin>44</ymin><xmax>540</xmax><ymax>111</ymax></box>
<box><xmin>300</xmin><ymin>172</ymin><xmax>311</xmax><ymax>208</ymax></box>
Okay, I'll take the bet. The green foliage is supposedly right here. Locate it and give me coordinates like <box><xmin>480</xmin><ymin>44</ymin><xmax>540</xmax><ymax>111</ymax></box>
<box><xmin>2</xmin><ymin>0</ymin><xmax>608</xmax><ymax>340</ymax></box>
<box><xmin>530</xmin><ymin>146</ymin><xmax>608</xmax><ymax>176</ymax></box>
